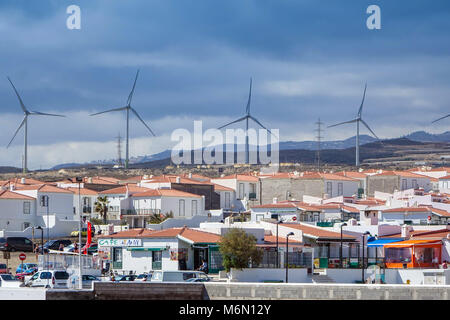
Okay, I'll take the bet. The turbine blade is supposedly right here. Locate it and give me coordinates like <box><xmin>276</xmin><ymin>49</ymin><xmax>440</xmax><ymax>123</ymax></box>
<box><xmin>358</xmin><ymin>83</ymin><xmax>367</xmax><ymax>117</ymax></box>
<box><xmin>432</xmin><ymin>114</ymin><xmax>450</xmax><ymax>124</ymax></box>
<box><xmin>360</xmin><ymin>119</ymin><xmax>379</xmax><ymax>140</ymax></box>
<box><xmin>327</xmin><ymin>119</ymin><xmax>358</xmax><ymax>128</ymax></box>
<box><xmin>127</xmin><ymin>69</ymin><xmax>140</xmax><ymax>106</ymax></box>
<box><xmin>7</xmin><ymin>77</ymin><xmax>28</xmax><ymax>114</ymax></box>
<box><xmin>249</xmin><ymin>115</ymin><xmax>277</xmax><ymax>138</ymax></box>
<box><xmin>90</xmin><ymin>106</ymin><xmax>128</xmax><ymax>116</ymax></box>
<box><xmin>246</xmin><ymin>77</ymin><xmax>252</xmax><ymax>115</ymax></box>
<box><xmin>30</xmin><ymin>111</ymin><xmax>66</xmax><ymax>117</ymax></box>
<box><xmin>130</xmin><ymin>107</ymin><xmax>156</xmax><ymax>136</ymax></box>
<box><xmin>218</xmin><ymin>116</ymin><xmax>248</xmax><ymax>129</ymax></box>
<box><xmin>7</xmin><ymin>117</ymin><xmax>26</xmax><ymax>148</ymax></box>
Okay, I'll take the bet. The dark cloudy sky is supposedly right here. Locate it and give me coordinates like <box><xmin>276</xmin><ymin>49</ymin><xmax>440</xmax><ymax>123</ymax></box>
<box><xmin>0</xmin><ymin>0</ymin><xmax>449</xmax><ymax>169</ymax></box>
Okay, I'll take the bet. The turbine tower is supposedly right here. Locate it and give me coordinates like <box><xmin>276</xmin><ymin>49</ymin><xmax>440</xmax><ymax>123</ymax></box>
<box><xmin>327</xmin><ymin>83</ymin><xmax>380</xmax><ymax>167</ymax></box>
<box><xmin>217</xmin><ymin>78</ymin><xmax>273</xmax><ymax>164</ymax></box>
<box><xmin>90</xmin><ymin>70</ymin><xmax>156</xmax><ymax>169</ymax></box>
<box><xmin>6</xmin><ymin>77</ymin><xmax>65</xmax><ymax>174</ymax></box>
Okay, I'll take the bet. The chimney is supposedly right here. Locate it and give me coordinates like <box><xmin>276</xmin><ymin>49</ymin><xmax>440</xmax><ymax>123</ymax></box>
<box><xmin>188</xmin><ymin>173</ymin><xmax>192</xmax><ymax>179</ymax></box>
<box><xmin>323</xmin><ymin>193</ymin><xmax>329</xmax><ymax>200</ymax></box>
<box><xmin>20</xmin><ymin>178</ymin><xmax>26</xmax><ymax>184</ymax></box>
<box><xmin>273</xmin><ymin>197</ymin><xmax>278</xmax><ymax>204</ymax></box>
<box><xmin>401</xmin><ymin>224</ymin><xmax>411</xmax><ymax>238</ymax></box>
<box><xmin>143</xmin><ymin>175</ymin><xmax>149</xmax><ymax>180</ymax></box>
<box><xmin>88</xmin><ymin>177</ymin><xmax>93</xmax><ymax>184</ymax></box>
<box><xmin>9</xmin><ymin>184</ymin><xmax>15</xmax><ymax>191</ymax></box>
<box><xmin>176</xmin><ymin>177</ymin><xmax>181</xmax><ymax>183</ymax></box>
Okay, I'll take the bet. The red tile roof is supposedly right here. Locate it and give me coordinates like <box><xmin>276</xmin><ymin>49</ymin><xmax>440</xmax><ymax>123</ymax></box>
<box><xmin>279</xmin><ymin>223</ymin><xmax>355</xmax><ymax>240</ymax></box>
<box><xmin>131</xmin><ymin>189</ymin><xmax>202</xmax><ymax>198</ymax></box>
<box><xmin>382</xmin><ymin>207</ymin><xmax>430</xmax><ymax>213</ymax></box>
<box><xmin>0</xmin><ymin>190</ymin><xmax>35</xmax><ymax>200</ymax></box>
<box><xmin>216</xmin><ymin>174</ymin><xmax>259</xmax><ymax>182</ymax></box>
<box><xmin>99</xmin><ymin>185</ymin><xmax>149</xmax><ymax>195</ymax></box>
<box><xmin>15</xmin><ymin>184</ymin><xmax>74</xmax><ymax>194</ymax></box>
<box><xmin>67</xmin><ymin>187</ymin><xmax>99</xmax><ymax>196</ymax></box>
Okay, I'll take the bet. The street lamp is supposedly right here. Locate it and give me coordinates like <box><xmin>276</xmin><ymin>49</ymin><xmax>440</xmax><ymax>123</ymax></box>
<box><xmin>276</xmin><ymin>220</ymin><xmax>283</xmax><ymax>268</ymax></box>
<box><xmin>361</xmin><ymin>231</ymin><xmax>370</xmax><ymax>283</ymax></box>
<box><xmin>36</xmin><ymin>226</ymin><xmax>43</xmax><ymax>268</ymax></box>
<box><xmin>286</xmin><ymin>232</ymin><xmax>294</xmax><ymax>283</ymax></box>
<box><xmin>70</xmin><ymin>177</ymin><xmax>83</xmax><ymax>289</ymax></box>
<box><xmin>340</xmin><ymin>223</ymin><xmax>347</xmax><ymax>268</ymax></box>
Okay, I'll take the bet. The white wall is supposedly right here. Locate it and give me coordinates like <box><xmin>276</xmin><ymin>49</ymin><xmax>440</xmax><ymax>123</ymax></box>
<box><xmin>324</xmin><ymin>179</ymin><xmax>359</xmax><ymax>198</ymax></box>
<box><xmin>0</xmin><ymin>198</ymin><xmax>37</xmax><ymax>231</ymax></box>
<box><xmin>230</xmin><ymin>268</ymin><xmax>309</xmax><ymax>283</ymax></box>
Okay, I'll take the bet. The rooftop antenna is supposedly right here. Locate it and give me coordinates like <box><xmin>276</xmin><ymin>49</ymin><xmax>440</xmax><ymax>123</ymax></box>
<box><xmin>327</xmin><ymin>83</ymin><xmax>380</xmax><ymax>167</ymax></box>
<box><xmin>316</xmin><ymin>118</ymin><xmax>324</xmax><ymax>171</ymax></box>
<box><xmin>90</xmin><ymin>69</ymin><xmax>156</xmax><ymax>169</ymax></box>
<box><xmin>217</xmin><ymin>78</ymin><xmax>276</xmax><ymax>164</ymax></box>
<box><xmin>6</xmin><ymin>77</ymin><xmax>66</xmax><ymax>174</ymax></box>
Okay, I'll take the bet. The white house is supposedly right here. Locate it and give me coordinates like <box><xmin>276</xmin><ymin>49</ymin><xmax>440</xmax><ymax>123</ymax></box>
<box><xmin>212</xmin><ymin>183</ymin><xmax>236</xmax><ymax>210</ymax></box>
<box><xmin>211</xmin><ymin>174</ymin><xmax>260</xmax><ymax>211</ymax></box>
<box><xmin>0</xmin><ymin>189</ymin><xmax>37</xmax><ymax>231</ymax></box>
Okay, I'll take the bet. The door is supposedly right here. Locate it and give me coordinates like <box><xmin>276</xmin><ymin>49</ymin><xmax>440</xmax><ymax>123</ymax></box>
<box><xmin>152</xmin><ymin>251</ymin><xmax>162</xmax><ymax>270</ymax></box>
<box><xmin>112</xmin><ymin>247</ymin><xmax>123</xmax><ymax>269</ymax></box>
<box><xmin>194</xmin><ymin>247</ymin><xmax>208</xmax><ymax>270</ymax></box>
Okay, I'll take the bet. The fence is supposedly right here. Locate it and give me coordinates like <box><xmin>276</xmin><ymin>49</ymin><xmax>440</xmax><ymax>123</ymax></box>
<box><xmin>38</xmin><ymin>253</ymin><xmax>101</xmax><ymax>271</ymax></box>
<box><xmin>255</xmin><ymin>251</ymin><xmax>312</xmax><ymax>269</ymax></box>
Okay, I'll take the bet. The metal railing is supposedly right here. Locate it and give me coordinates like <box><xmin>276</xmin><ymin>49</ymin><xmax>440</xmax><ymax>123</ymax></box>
<box><xmin>121</xmin><ymin>209</ymin><xmax>161</xmax><ymax>216</ymax></box>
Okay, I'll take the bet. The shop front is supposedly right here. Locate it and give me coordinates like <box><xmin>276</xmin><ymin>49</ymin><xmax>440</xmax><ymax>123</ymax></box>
<box><xmin>384</xmin><ymin>239</ymin><xmax>442</xmax><ymax>268</ymax></box>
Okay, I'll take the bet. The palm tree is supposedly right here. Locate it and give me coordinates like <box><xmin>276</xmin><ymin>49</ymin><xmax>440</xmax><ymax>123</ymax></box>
<box><xmin>147</xmin><ymin>211</ymin><xmax>174</xmax><ymax>224</ymax></box>
<box><xmin>94</xmin><ymin>196</ymin><xmax>109</xmax><ymax>224</ymax></box>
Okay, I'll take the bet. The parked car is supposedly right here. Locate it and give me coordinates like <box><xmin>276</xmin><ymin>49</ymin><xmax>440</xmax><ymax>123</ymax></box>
<box><xmin>0</xmin><ymin>237</ymin><xmax>34</xmax><ymax>252</ymax></box>
<box><xmin>64</xmin><ymin>243</ymin><xmax>86</xmax><ymax>253</ymax></box>
<box><xmin>150</xmin><ymin>271</ymin><xmax>210</xmax><ymax>282</ymax></box>
<box><xmin>15</xmin><ymin>267</ymin><xmax>38</xmax><ymax>281</ymax></box>
<box><xmin>38</xmin><ymin>239</ymin><xmax>72</xmax><ymax>253</ymax></box>
<box><xmin>115</xmin><ymin>274</ymin><xmax>137</xmax><ymax>281</ymax></box>
<box><xmin>0</xmin><ymin>263</ymin><xmax>10</xmax><ymax>274</ymax></box>
<box><xmin>186</xmin><ymin>277</ymin><xmax>211</xmax><ymax>282</ymax></box>
<box><xmin>15</xmin><ymin>263</ymin><xmax>38</xmax><ymax>274</ymax></box>
<box><xmin>70</xmin><ymin>274</ymin><xmax>101</xmax><ymax>289</ymax></box>
<box><xmin>135</xmin><ymin>272</ymin><xmax>153</xmax><ymax>282</ymax></box>
<box><xmin>80</xmin><ymin>243</ymin><xmax>98</xmax><ymax>255</ymax></box>
<box><xmin>0</xmin><ymin>274</ymin><xmax>22</xmax><ymax>287</ymax></box>
<box><xmin>71</xmin><ymin>227</ymin><xmax>95</xmax><ymax>237</ymax></box>
<box><xmin>25</xmin><ymin>270</ymin><xmax>70</xmax><ymax>288</ymax></box>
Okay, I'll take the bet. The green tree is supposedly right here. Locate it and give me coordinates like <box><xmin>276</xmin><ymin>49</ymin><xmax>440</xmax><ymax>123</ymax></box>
<box><xmin>146</xmin><ymin>211</ymin><xmax>174</xmax><ymax>224</ymax></box>
<box><xmin>94</xmin><ymin>196</ymin><xmax>109</xmax><ymax>224</ymax></box>
<box><xmin>218</xmin><ymin>228</ymin><xmax>263</xmax><ymax>272</ymax></box>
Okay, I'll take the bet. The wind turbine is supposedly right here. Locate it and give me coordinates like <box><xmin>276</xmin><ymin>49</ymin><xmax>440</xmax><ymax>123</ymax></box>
<box><xmin>432</xmin><ymin>114</ymin><xmax>450</xmax><ymax>124</ymax></box>
<box><xmin>217</xmin><ymin>78</ymin><xmax>274</xmax><ymax>164</ymax></box>
<box><xmin>90</xmin><ymin>70</ymin><xmax>156</xmax><ymax>169</ymax></box>
<box><xmin>6</xmin><ymin>77</ymin><xmax>65</xmax><ymax>174</ymax></box>
<box><xmin>327</xmin><ymin>83</ymin><xmax>380</xmax><ymax>167</ymax></box>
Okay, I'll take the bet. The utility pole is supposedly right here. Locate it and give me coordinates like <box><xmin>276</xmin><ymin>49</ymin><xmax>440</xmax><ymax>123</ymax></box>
<box><xmin>315</xmin><ymin>118</ymin><xmax>324</xmax><ymax>171</ymax></box>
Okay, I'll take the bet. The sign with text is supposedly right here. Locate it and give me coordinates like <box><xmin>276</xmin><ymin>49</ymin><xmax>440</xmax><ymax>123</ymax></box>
<box><xmin>98</xmin><ymin>238</ymin><xmax>142</xmax><ymax>247</ymax></box>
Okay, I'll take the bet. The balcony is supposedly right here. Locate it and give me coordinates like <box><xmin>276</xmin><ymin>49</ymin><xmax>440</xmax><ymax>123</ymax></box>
<box><xmin>121</xmin><ymin>209</ymin><xmax>161</xmax><ymax>216</ymax></box>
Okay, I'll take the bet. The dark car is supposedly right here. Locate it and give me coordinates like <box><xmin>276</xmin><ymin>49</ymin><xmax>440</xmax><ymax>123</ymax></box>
<box><xmin>38</xmin><ymin>239</ymin><xmax>72</xmax><ymax>253</ymax></box>
<box><xmin>116</xmin><ymin>274</ymin><xmax>137</xmax><ymax>281</ymax></box>
<box><xmin>0</xmin><ymin>237</ymin><xmax>33</xmax><ymax>252</ymax></box>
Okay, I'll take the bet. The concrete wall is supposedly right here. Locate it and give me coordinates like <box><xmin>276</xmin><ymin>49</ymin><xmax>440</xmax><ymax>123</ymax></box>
<box><xmin>0</xmin><ymin>288</ymin><xmax>46</xmax><ymax>300</ymax></box>
<box><xmin>367</xmin><ymin>175</ymin><xmax>399</xmax><ymax>197</ymax></box>
<box><xmin>203</xmin><ymin>282</ymin><xmax>450</xmax><ymax>300</ymax></box>
<box><xmin>229</xmin><ymin>268</ymin><xmax>309</xmax><ymax>283</ymax></box>
<box><xmin>259</xmin><ymin>178</ymin><xmax>324</xmax><ymax>205</ymax></box>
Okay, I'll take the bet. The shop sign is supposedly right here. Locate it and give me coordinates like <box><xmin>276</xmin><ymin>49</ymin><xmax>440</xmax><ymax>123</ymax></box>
<box><xmin>98</xmin><ymin>238</ymin><xmax>142</xmax><ymax>247</ymax></box>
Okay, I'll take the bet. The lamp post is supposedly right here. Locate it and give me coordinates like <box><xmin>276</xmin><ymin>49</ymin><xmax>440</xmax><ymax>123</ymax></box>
<box><xmin>340</xmin><ymin>223</ymin><xmax>347</xmax><ymax>268</ymax></box>
<box><xmin>286</xmin><ymin>232</ymin><xmax>294</xmax><ymax>283</ymax></box>
<box><xmin>276</xmin><ymin>220</ymin><xmax>283</xmax><ymax>268</ymax></box>
<box><xmin>71</xmin><ymin>177</ymin><xmax>83</xmax><ymax>289</ymax></box>
<box><xmin>36</xmin><ymin>226</ymin><xmax>43</xmax><ymax>268</ymax></box>
<box><xmin>361</xmin><ymin>231</ymin><xmax>370</xmax><ymax>283</ymax></box>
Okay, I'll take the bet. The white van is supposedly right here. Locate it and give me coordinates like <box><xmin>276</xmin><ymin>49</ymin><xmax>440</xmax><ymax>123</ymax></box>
<box><xmin>150</xmin><ymin>271</ymin><xmax>210</xmax><ymax>282</ymax></box>
<box><xmin>26</xmin><ymin>270</ymin><xmax>70</xmax><ymax>288</ymax></box>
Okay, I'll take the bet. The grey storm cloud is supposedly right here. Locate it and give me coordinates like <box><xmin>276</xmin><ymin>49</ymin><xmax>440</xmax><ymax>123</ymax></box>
<box><xmin>0</xmin><ymin>0</ymin><xmax>449</xmax><ymax>168</ymax></box>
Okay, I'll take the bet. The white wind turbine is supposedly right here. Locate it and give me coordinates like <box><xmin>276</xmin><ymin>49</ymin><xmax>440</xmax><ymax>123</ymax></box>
<box><xmin>90</xmin><ymin>70</ymin><xmax>156</xmax><ymax>169</ymax></box>
<box><xmin>217</xmin><ymin>78</ymin><xmax>274</xmax><ymax>164</ymax></box>
<box><xmin>6</xmin><ymin>77</ymin><xmax>66</xmax><ymax>174</ymax></box>
<box><xmin>327</xmin><ymin>83</ymin><xmax>380</xmax><ymax>167</ymax></box>
<box><xmin>432</xmin><ymin>114</ymin><xmax>450</xmax><ymax>124</ymax></box>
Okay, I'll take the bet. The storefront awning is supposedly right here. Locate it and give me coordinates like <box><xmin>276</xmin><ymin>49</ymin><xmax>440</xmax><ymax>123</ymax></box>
<box><xmin>384</xmin><ymin>239</ymin><xmax>442</xmax><ymax>248</ymax></box>
<box><xmin>126</xmin><ymin>247</ymin><xmax>166</xmax><ymax>251</ymax></box>
<box><xmin>367</xmin><ymin>239</ymin><xmax>403</xmax><ymax>247</ymax></box>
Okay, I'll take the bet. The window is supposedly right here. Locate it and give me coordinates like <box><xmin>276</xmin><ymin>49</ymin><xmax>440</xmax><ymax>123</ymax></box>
<box><xmin>239</xmin><ymin>183</ymin><xmax>244</xmax><ymax>199</ymax></box>
<box><xmin>23</xmin><ymin>222</ymin><xmax>30</xmax><ymax>231</ymax></box>
<box><xmin>23</xmin><ymin>202</ymin><xmax>31</xmax><ymax>214</ymax></box>
<box><xmin>337</xmin><ymin>183</ymin><xmax>343</xmax><ymax>196</ymax></box>
<box><xmin>412</xmin><ymin>179</ymin><xmax>418</xmax><ymax>189</ymax></box>
<box><xmin>40</xmin><ymin>195</ymin><xmax>48</xmax><ymax>207</ymax></box>
<box><xmin>179</xmin><ymin>199</ymin><xmax>185</xmax><ymax>216</ymax></box>
<box><xmin>225</xmin><ymin>192</ymin><xmax>231</xmax><ymax>208</ymax></box>
<box><xmin>191</xmin><ymin>200</ymin><xmax>198</xmax><ymax>215</ymax></box>
<box><xmin>326</xmin><ymin>182</ymin><xmax>332</xmax><ymax>196</ymax></box>
<box><xmin>401</xmin><ymin>179</ymin><xmax>407</xmax><ymax>190</ymax></box>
